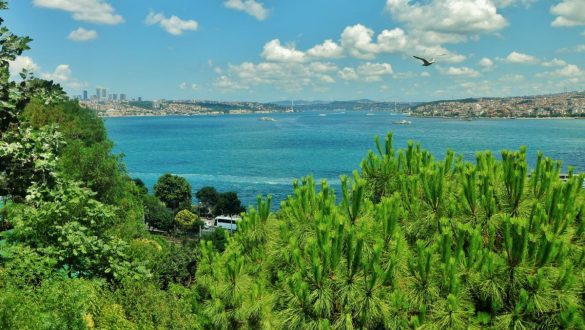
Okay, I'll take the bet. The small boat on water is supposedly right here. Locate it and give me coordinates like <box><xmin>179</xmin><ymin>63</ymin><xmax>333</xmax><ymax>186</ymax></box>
<box><xmin>258</xmin><ymin>116</ymin><xmax>275</xmax><ymax>121</ymax></box>
<box><xmin>366</xmin><ymin>113</ymin><xmax>375</xmax><ymax>116</ymax></box>
<box><xmin>393</xmin><ymin>119</ymin><xmax>412</xmax><ymax>125</ymax></box>
<box><xmin>319</xmin><ymin>113</ymin><xmax>327</xmax><ymax>117</ymax></box>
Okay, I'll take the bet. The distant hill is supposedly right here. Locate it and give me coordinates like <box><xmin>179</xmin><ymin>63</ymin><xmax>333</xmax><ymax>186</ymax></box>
<box><xmin>268</xmin><ymin>99</ymin><xmax>418</xmax><ymax>112</ymax></box>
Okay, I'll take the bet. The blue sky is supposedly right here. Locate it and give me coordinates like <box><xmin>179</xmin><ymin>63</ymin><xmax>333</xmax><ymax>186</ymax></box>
<box><xmin>5</xmin><ymin>0</ymin><xmax>585</xmax><ymax>102</ymax></box>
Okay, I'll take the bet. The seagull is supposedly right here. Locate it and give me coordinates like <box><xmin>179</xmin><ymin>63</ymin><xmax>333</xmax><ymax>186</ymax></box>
<box><xmin>413</xmin><ymin>55</ymin><xmax>436</xmax><ymax>66</ymax></box>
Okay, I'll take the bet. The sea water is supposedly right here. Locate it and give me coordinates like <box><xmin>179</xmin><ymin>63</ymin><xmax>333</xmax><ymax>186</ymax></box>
<box><xmin>105</xmin><ymin>111</ymin><xmax>585</xmax><ymax>208</ymax></box>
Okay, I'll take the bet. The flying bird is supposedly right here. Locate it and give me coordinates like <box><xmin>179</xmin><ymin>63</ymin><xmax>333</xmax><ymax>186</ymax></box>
<box><xmin>413</xmin><ymin>55</ymin><xmax>436</xmax><ymax>66</ymax></box>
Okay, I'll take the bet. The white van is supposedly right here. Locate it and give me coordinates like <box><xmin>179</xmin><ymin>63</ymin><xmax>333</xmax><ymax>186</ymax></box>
<box><xmin>214</xmin><ymin>216</ymin><xmax>241</xmax><ymax>232</ymax></box>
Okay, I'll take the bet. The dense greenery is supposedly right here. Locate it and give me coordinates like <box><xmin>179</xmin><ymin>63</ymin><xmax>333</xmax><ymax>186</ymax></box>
<box><xmin>155</xmin><ymin>173</ymin><xmax>193</xmax><ymax>213</ymax></box>
<box><xmin>2</xmin><ymin>2</ymin><xmax>585</xmax><ymax>329</ymax></box>
<box><xmin>196</xmin><ymin>186</ymin><xmax>245</xmax><ymax>216</ymax></box>
<box><xmin>191</xmin><ymin>134</ymin><xmax>585</xmax><ymax>329</ymax></box>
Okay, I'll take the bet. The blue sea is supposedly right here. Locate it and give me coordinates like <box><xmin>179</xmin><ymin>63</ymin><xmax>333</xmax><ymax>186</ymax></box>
<box><xmin>105</xmin><ymin>112</ymin><xmax>585</xmax><ymax>208</ymax></box>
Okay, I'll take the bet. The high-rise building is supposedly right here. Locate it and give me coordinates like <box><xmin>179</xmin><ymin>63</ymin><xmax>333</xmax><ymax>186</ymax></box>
<box><xmin>101</xmin><ymin>88</ymin><xmax>106</xmax><ymax>98</ymax></box>
<box><xmin>120</xmin><ymin>94</ymin><xmax>127</xmax><ymax>101</ymax></box>
<box><xmin>96</xmin><ymin>88</ymin><xmax>101</xmax><ymax>100</ymax></box>
<box><xmin>83</xmin><ymin>90</ymin><xmax>88</xmax><ymax>100</ymax></box>
<box><xmin>113</xmin><ymin>94</ymin><xmax>118</xmax><ymax>101</ymax></box>
<box><xmin>138</xmin><ymin>97</ymin><xmax>142</xmax><ymax>102</ymax></box>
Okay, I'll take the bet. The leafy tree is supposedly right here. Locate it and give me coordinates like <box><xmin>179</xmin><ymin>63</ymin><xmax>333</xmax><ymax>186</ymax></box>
<box><xmin>196</xmin><ymin>186</ymin><xmax>219</xmax><ymax>213</ymax></box>
<box><xmin>143</xmin><ymin>194</ymin><xmax>174</xmax><ymax>232</ymax></box>
<box><xmin>214</xmin><ymin>191</ymin><xmax>245</xmax><ymax>216</ymax></box>
<box><xmin>154</xmin><ymin>173</ymin><xmax>192</xmax><ymax>213</ymax></box>
<box><xmin>0</xmin><ymin>125</ymin><xmax>64</xmax><ymax>200</ymax></box>
<box><xmin>175</xmin><ymin>209</ymin><xmax>199</xmax><ymax>232</ymax></box>
<box><xmin>133</xmin><ymin>177</ymin><xmax>148</xmax><ymax>194</ymax></box>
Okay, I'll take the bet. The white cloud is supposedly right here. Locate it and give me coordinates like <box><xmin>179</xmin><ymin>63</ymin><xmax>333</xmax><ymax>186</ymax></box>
<box><xmin>307</xmin><ymin>40</ymin><xmax>343</xmax><ymax>59</ymax></box>
<box><xmin>339</xmin><ymin>24</ymin><xmax>463</xmax><ymax>62</ymax></box>
<box><xmin>214</xmin><ymin>75</ymin><xmax>248</xmax><ymax>90</ymax></box>
<box><xmin>493</xmin><ymin>0</ymin><xmax>537</xmax><ymax>8</ymax></box>
<box><xmin>439</xmin><ymin>66</ymin><xmax>481</xmax><ymax>78</ymax></box>
<box><xmin>386</xmin><ymin>0</ymin><xmax>507</xmax><ymax>43</ymax></box>
<box><xmin>558</xmin><ymin>44</ymin><xmax>585</xmax><ymax>53</ymax></box>
<box><xmin>146</xmin><ymin>12</ymin><xmax>198</xmax><ymax>36</ymax></box>
<box><xmin>41</xmin><ymin>64</ymin><xmax>87</xmax><ymax>90</ymax></box>
<box><xmin>536</xmin><ymin>63</ymin><xmax>584</xmax><ymax>81</ymax></box>
<box><xmin>224</xmin><ymin>0</ymin><xmax>269</xmax><ymax>21</ymax></box>
<box><xmin>340</xmin><ymin>24</ymin><xmax>380</xmax><ymax>60</ymax></box>
<box><xmin>215</xmin><ymin>61</ymin><xmax>339</xmax><ymax>92</ymax></box>
<box><xmin>33</xmin><ymin>0</ymin><xmax>123</xmax><ymax>25</ymax></box>
<box><xmin>179</xmin><ymin>82</ymin><xmax>200</xmax><ymax>91</ymax></box>
<box><xmin>67</xmin><ymin>27</ymin><xmax>98</xmax><ymax>41</ymax></box>
<box><xmin>421</xmin><ymin>71</ymin><xmax>431</xmax><ymax>78</ymax></box>
<box><xmin>502</xmin><ymin>51</ymin><xmax>539</xmax><ymax>64</ymax></box>
<box><xmin>357</xmin><ymin>62</ymin><xmax>393</xmax><ymax>82</ymax></box>
<box><xmin>551</xmin><ymin>0</ymin><xmax>585</xmax><ymax>27</ymax></box>
<box><xmin>8</xmin><ymin>56</ymin><xmax>39</xmax><ymax>79</ymax></box>
<box><xmin>338</xmin><ymin>67</ymin><xmax>359</xmax><ymax>81</ymax></box>
<box><xmin>478</xmin><ymin>57</ymin><xmax>494</xmax><ymax>69</ymax></box>
<box><xmin>261</xmin><ymin>39</ymin><xmax>307</xmax><ymax>63</ymax></box>
<box><xmin>541</xmin><ymin>58</ymin><xmax>567</xmax><ymax>67</ymax></box>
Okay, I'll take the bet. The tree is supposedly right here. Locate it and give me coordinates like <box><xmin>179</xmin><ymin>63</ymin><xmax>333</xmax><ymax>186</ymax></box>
<box><xmin>195</xmin><ymin>186</ymin><xmax>219</xmax><ymax>214</ymax></box>
<box><xmin>214</xmin><ymin>191</ymin><xmax>245</xmax><ymax>216</ymax></box>
<box><xmin>174</xmin><ymin>209</ymin><xmax>199</xmax><ymax>232</ymax></box>
<box><xmin>133</xmin><ymin>178</ymin><xmax>148</xmax><ymax>195</ymax></box>
<box><xmin>143</xmin><ymin>195</ymin><xmax>173</xmax><ymax>232</ymax></box>
<box><xmin>153</xmin><ymin>174</ymin><xmax>192</xmax><ymax>213</ymax></box>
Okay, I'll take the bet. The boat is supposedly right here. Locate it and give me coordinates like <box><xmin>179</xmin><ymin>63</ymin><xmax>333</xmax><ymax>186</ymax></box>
<box><xmin>393</xmin><ymin>119</ymin><xmax>412</xmax><ymax>125</ymax></box>
<box><xmin>318</xmin><ymin>113</ymin><xmax>327</xmax><ymax>117</ymax></box>
<box><xmin>366</xmin><ymin>113</ymin><xmax>375</xmax><ymax>116</ymax></box>
<box><xmin>258</xmin><ymin>116</ymin><xmax>275</xmax><ymax>121</ymax></box>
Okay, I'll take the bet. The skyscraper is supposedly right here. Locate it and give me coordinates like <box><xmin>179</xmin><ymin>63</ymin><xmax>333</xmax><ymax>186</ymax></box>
<box><xmin>83</xmin><ymin>90</ymin><xmax>88</xmax><ymax>100</ymax></box>
<box><xmin>120</xmin><ymin>94</ymin><xmax>127</xmax><ymax>101</ymax></box>
<box><xmin>96</xmin><ymin>88</ymin><xmax>101</xmax><ymax>100</ymax></box>
<box><xmin>101</xmin><ymin>88</ymin><xmax>106</xmax><ymax>98</ymax></box>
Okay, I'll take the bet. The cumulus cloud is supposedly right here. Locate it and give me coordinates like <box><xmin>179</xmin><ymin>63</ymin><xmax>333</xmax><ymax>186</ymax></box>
<box><xmin>541</xmin><ymin>58</ymin><xmax>567</xmax><ymax>67</ymax></box>
<box><xmin>339</xmin><ymin>24</ymin><xmax>464</xmax><ymax>62</ymax></box>
<box><xmin>551</xmin><ymin>0</ymin><xmax>585</xmax><ymax>27</ymax></box>
<box><xmin>386</xmin><ymin>0</ymin><xmax>507</xmax><ymax>43</ymax></box>
<box><xmin>539</xmin><ymin>64</ymin><xmax>584</xmax><ymax>78</ymax></box>
<box><xmin>214</xmin><ymin>61</ymin><xmax>340</xmax><ymax>92</ymax></box>
<box><xmin>439</xmin><ymin>66</ymin><xmax>481</xmax><ymax>78</ymax></box>
<box><xmin>8</xmin><ymin>56</ymin><xmax>39</xmax><ymax>79</ymax></box>
<box><xmin>307</xmin><ymin>40</ymin><xmax>343</xmax><ymax>59</ymax></box>
<box><xmin>338</xmin><ymin>67</ymin><xmax>359</xmax><ymax>81</ymax></box>
<box><xmin>146</xmin><ymin>12</ymin><xmax>198</xmax><ymax>36</ymax></box>
<box><xmin>33</xmin><ymin>0</ymin><xmax>123</xmax><ymax>25</ymax></box>
<box><xmin>41</xmin><ymin>64</ymin><xmax>87</xmax><ymax>90</ymax></box>
<box><xmin>478</xmin><ymin>57</ymin><xmax>494</xmax><ymax>70</ymax></box>
<box><xmin>179</xmin><ymin>82</ymin><xmax>200</xmax><ymax>91</ymax></box>
<box><xmin>501</xmin><ymin>51</ymin><xmax>539</xmax><ymax>64</ymax></box>
<box><xmin>261</xmin><ymin>39</ymin><xmax>307</xmax><ymax>63</ymax></box>
<box><xmin>224</xmin><ymin>0</ymin><xmax>269</xmax><ymax>21</ymax></box>
<box><xmin>421</xmin><ymin>71</ymin><xmax>431</xmax><ymax>78</ymax></box>
<box><xmin>68</xmin><ymin>27</ymin><xmax>98</xmax><ymax>41</ymax></box>
<box><xmin>356</xmin><ymin>62</ymin><xmax>393</xmax><ymax>82</ymax></box>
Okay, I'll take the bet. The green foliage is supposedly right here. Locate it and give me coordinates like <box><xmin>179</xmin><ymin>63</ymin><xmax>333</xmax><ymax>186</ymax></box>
<box><xmin>175</xmin><ymin>209</ymin><xmax>200</xmax><ymax>232</ymax></box>
<box><xmin>196</xmin><ymin>186</ymin><xmax>219</xmax><ymax>213</ymax></box>
<box><xmin>193</xmin><ymin>133</ymin><xmax>585</xmax><ymax>329</ymax></box>
<box><xmin>215</xmin><ymin>191</ymin><xmax>245</xmax><ymax>216</ymax></box>
<box><xmin>143</xmin><ymin>194</ymin><xmax>174</xmax><ymax>232</ymax></box>
<box><xmin>154</xmin><ymin>173</ymin><xmax>192</xmax><ymax>213</ymax></box>
<box><xmin>0</xmin><ymin>124</ymin><xmax>64</xmax><ymax>200</ymax></box>
<box><xmin>7</xmin><ymin>179</ymin><xmax>149</xmax><ymax>281</ymax></box>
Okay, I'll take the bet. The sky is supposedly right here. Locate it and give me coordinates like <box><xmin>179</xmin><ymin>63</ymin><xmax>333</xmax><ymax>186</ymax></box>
<box><xmin>5</xmin><ymin>0</ymin><xmax>585</xmax><ymax>102</ymax></box>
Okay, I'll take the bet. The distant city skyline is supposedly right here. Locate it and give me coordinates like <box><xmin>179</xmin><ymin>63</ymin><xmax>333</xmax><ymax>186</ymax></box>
<box><xmin>5</xmin><ymin>1</ymin><xmax>585</xmax><ymax>102</ymax></box>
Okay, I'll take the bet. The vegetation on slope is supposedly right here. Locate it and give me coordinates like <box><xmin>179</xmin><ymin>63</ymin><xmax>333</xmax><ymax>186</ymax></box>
<box><xmin>1</xmin><ymin>2</ymin><xmax>585</xmax><ymax>329</ymax></box>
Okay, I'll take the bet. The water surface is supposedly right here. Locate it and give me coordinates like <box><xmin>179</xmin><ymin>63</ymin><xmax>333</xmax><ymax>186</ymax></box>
<box><xmin>105</xmin><ymin>112</ymin><xmax>585</xmax><ymax>207</ymax></box>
